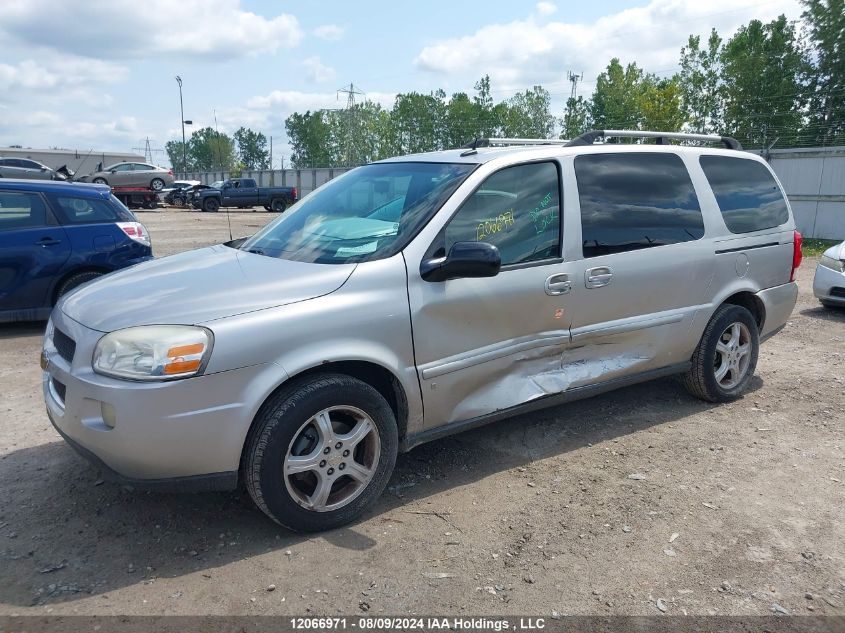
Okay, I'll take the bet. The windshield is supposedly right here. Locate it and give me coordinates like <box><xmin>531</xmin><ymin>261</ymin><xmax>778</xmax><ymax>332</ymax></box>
<box><xmin>210</xmin><ymin>181</ymin><xmax>224</xmax><ymax>189</ymax></box>
<box><xmin>240</xmin><ymin>162</ymin><xmax>474</xmax><ymax>264</ymax></box>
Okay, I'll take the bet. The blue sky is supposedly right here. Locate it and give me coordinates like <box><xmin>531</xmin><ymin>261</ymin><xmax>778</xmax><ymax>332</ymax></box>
<box><xmin>0</xmin><ymin>0</ymin><xmax>802</xmax><ymax>166</ymax></box>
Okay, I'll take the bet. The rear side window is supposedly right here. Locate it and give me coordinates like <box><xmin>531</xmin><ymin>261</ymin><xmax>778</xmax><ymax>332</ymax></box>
<box><xmin>699</xmin><ymin>156</ymin><xmax>789</xmax><ymax>233</ymax></box>
<box><xmin>441</xmin><ymin>161</ymin><xmax>561</xmax><ymax>266</ymax></box>
<box><xmin>575</xmin><ymin>153</ymin><xmax>704</xmax><ymax>258</ymax></box>
<box><xmin>242</xmin><ymin>179</ymin><xmax>257</xmax><ymax>188</ymax></box>
<box><xmin>0</xmin><ymin>191</ymin><xmax>47</xmax><ymax>230</ymax></box>
<box><xmin>46</xmin><ymin>193</ymin><xmax>134</xmax><ymax>225</ymax></box>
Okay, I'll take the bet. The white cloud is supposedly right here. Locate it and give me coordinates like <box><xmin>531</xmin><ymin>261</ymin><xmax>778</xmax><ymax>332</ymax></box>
<box><xmin>0</xmin><ymin>0</ymin><xmax>303</xmax><ymax>60</ymax></box>
<box><xmin>303</xmin><ymin>56</ymin><xmax>337</xmax><ymax>83</ymax></box>
<box><xmin>414</xmin><ymin>0</ymin><xmax>802</xmax><ymax>92</ymax></box>
<box><xmin>536</xmin><ymin>2</ymin><xmax>558</xmax><ymax>16</ymax></box>
<box><xmin>246</xmin><ymin>90</ymin><xmax>397</xmax><ymax>112</ymax></box>
<box><xmin>313</xmin><ymin>24</ymin><xmax>345</xmax><ymax>41</ymax></box>
<box><xmin>0</xmin><ymin>59</ymin><xmax>127</xmax><ymax>92</ymax></box>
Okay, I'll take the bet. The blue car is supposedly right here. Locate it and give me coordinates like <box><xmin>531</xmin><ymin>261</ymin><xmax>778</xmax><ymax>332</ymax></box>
<box><xmin>0</xmin><ymin>180</ymin><xmax>153</xmax><ymax>323</ymax></box>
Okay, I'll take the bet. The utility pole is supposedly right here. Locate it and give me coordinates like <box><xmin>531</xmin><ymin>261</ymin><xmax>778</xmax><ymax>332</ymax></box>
<box><xmin>337</xmin><ymin>82</ymin><xmax>365</xmax><ymax>166</ymax></box>
<box><xmin>567</xmin><ymin>71</ymin><xmax>582</xmax><ymax>100</ymax></box>
<box><xmin>175</xmin><ymin>76</ymin><xmax>187</xmax><ymax>178</ymax></box>
<box><xmin>132</xmin><ymin>137</ymin><xmax>164</xmax><ymax>164</ymax></box>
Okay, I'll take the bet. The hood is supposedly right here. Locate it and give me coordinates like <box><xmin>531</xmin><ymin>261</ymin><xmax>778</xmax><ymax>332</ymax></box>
<box><xmin>60</xmin><ymin>245</ymin><xmax>356</xmax><ymax>331</ymax></box>
<box><xmin>823</xmin><ymin>241</ymin><xmax>845</xmax><ymax>261</ymax></box>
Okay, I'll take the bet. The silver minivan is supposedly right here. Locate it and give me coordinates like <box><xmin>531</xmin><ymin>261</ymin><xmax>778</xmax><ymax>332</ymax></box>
<box><xmin>41</xmin><ymin>131</ymin><xmax>801</xmax><ymax>532</ymax></box>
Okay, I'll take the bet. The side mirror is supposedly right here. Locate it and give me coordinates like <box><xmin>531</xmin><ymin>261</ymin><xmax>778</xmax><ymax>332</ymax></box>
<box><xmin>109</xmin><ymin>169</ymin><xmax>116</xmax><ymax>174</ymax></box>
<box><xmin>40</xmin><ymin>167</ymin><xmax>48</xmax><ymax>172</ymax></box>
<box><xmin>420</xmin><ymin>241</ymin><xmax>501</xmax><ymax>282</ymax></box>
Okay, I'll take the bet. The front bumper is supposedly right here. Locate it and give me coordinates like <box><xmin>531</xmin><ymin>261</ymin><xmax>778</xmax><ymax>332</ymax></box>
<box><xmin>813</xmin><ymin>264</ymin><xmax>845</xmax><ymax>306</ymax></box>
<box><xmin>42</xmin><ymin>309</ymin><xmax>284</xmax><ymax>486</ymax></box>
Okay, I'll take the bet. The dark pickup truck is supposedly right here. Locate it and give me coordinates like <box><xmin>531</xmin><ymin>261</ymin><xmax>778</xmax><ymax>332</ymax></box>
<box><xmin>193</xmin><ymin>178</ymin><xmax>298</xmax><ymax>213</ymax></box>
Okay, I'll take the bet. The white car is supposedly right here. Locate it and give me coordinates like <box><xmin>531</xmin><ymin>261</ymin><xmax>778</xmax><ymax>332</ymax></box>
<box><xmin>813</xmin><ymin>240</ymin><xmax>845</xmax><ymax>308</ymax></box>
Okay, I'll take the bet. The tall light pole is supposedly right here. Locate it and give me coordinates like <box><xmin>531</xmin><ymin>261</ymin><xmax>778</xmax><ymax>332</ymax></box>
<box><xmin>175</xmin><ymin>75</ymin><xmax>186</xmax><ymax>178</ymax></box>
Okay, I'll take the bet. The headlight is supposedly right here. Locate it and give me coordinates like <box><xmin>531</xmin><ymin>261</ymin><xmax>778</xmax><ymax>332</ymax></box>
<box><xmin>819</xmin><ymin>255</ymin><xmax>845</xmax><ymax>273</ymax></box>
<box><xmin>93</xmin><ymin>325</ymin><xmax>213</xmax><ymax>381</ymax></box>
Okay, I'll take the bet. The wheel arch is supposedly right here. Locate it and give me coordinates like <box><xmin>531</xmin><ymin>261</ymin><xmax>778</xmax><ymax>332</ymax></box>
<box><xmin>720</xmin><ymin>290</ymin><xmax>765</xmax><ymax>329</ymax></box>
<box><xmin>50</xmin><ymin>265</ymin><xmax>112</xmax><ymax>305</ymax></box>
<box><xmin>239</xmin><ymin>359</ymin><xmax>410</xmax><ymax>472</ymax></box>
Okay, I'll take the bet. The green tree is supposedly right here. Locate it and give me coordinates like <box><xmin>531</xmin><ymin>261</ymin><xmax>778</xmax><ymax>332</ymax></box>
<box><xmin>390</xmin><ymin>90</ymin><xmax>447</xmax><ymax>155</ymax></box>
<box><xmin>638</xmin><ymin>76</ymin><xmax>686</xmax><ymax>132</ymax></box>
<box><xmin>560</xmin><ymin>96</ymin><xmax>592</xmax><ymax>139</ymax></box>
<box><xmin>678</xmin><ymin>29</ymin><xmax>723</xmax><ymax>134</ymax></box>
<box><xmin>285</xmin><ymin>110</ymin><xmax>336</xmax><ymax>168</ymax></box>
<box><xmin>590</xmin><ymin>58</ymin><xmax>645</xmax><ymax>133</ymax></box>
<box><xmin>165</xmin><ymin>140</ymin><xmax>192</xmax><ymax>174</ymax></box>
<box><xmin>502</xmin><ymin>86</ymin><xmax>556</xmax><ymax>138</ymax></box>
<box><xmin>444</xmin><ymin>92</ymin><xmax>481</xmax><ymax>148</ymax></box>
<box><xmin>720</xmin><ymin>16</ymin><xmax>810</xmax><ymax>148</ymax></box>
<box><xmin>801</xmin><ymin>0</ymin><xmax>845</xmax><ymax>145</ymax></box>
<box><xmin>233</xmin><ymin>127</ymin><xmax>269</xmax><ymax>169</ymax></box>
<box><xmin>187</xmin><ymin>127</ymin><xmax>235</xmax><ymax>170</ymax></box>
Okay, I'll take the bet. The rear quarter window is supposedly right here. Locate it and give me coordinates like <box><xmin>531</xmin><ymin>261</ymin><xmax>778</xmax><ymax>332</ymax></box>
<box><xmin>575</xmin><ymin>153</ymin><xmax>704</xmax><ymax>258</ymax></box>
<box><xmin>699</xmin><ymin>156</ymin><xmax>789</xmax><ymax>233</ymax></box>
<box><xmin>46</xmin><ymin>193</ymin><xmax>135</xmax><ymax>225</ymax></box>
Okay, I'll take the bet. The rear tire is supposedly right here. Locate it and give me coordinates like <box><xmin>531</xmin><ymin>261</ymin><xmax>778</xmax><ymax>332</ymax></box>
<box><xmin>56</xmin><ymin>271</ymin><xmax>103</xmax><ymax>302</ymax></box>
<box><xmin>244</xmin><ymin>374</ymin><xmax>398</xmax><ymax>532</ymax></box>
<box><xmin>820</xmin><ymin>300</ymin><xmax>842</xmax><ymax>310</ymax></box>
<box><xmin>270</xmin><ymin>198</ymin><xmax>287</xmax><ymax>213</ymax></box>
<box><xmin>682</xmin><ymin>304</ymin><xmax>759</xmax><ymax>403</ymax></box>
<box><xmin>150</xmin><ymin>178</ymin><xmax>165</xmax><ymax>191</ymax></box>
<box><xmin>203</xmin><ymin>198</ymin><xmax>220</xmax><ymax>213</ymax></box>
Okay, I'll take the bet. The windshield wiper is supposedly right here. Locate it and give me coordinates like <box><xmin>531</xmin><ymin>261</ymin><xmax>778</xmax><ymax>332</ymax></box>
<box><xmin>247</xmin><ymin>248</ymin><xmax>265</xmax><ymax>255</ymax></box>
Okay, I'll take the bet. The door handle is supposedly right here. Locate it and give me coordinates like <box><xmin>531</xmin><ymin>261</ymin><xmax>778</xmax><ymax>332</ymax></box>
<box><xmin>585</xmin><ymin>266</ymin><xmax>613</xmax><ymax>288</ymax></box>
<box><xmin>545</xmin><ymin>273</ymin><xmax>571</xmax><ymax>296</ymax></box>
<box><xmin>36</xmin><ymin>237</ymin><xmax>62</xmax><ymax>247</ymax></box>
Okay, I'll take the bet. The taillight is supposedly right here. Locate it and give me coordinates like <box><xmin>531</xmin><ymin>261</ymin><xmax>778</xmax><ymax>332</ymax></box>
<box><xmin>168</xmin><ymin>169</ymin><xmax>174</xmax><ymax>176</ymax></box>
<box><xmin>292</xmin><ymin>187</ymin><xmax>298</xmax><ymax>200</ymax></box>
<box><xmin>117</xmin><ymin>221</ymin><xmax>151</xmax><ymax>247</ymax></box>
<box><xmin>790</xmin><ymin>230</ymin><xmax>802</xmax><ymax>281</ymax></box>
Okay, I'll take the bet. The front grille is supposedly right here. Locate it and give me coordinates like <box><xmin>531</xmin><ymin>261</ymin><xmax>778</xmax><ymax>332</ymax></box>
<box><xmin>53</xmin><ymin>328</ymin><xmax>76</xmax><ymax>364</ymax></box>
<box><xmin>52</xmin><ymin>378</ymin><xmax>66</xmax><ymax>403</ymax></box>
<box><xmin>830</xmin><ymin>287</ymin><xmax>845</xmax><ymax>298</ymax></box>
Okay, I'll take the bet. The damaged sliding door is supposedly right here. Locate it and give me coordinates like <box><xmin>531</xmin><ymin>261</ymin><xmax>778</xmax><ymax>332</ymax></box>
<box><xmin>407</xmin><ymin>160</ymin><xmax>576</xmax><ymax>429</ymax></box>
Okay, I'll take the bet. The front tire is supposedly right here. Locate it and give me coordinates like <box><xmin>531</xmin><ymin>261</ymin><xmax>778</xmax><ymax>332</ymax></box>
<box><xmin>92</xmin><ymin>177</ymin><xmax>108</xmax><ymax>185</ymax></box>
<box><xmin>244</xmin><ymin>374</ymin><xmax>398</xmax><ymax>532</ymax></box>
<box><xmin>203</xmin><ymin>198</ymin><xmax>220</xmax><ymax>213</ymax></box>
<box><xmin>150</xmin><ymin>178</ymin><xmax>165</xmax><ymax>191</ymax></box>
<box><xmin>56</xmin><ymin>271</ymin><xmax>103</xmax><ymax>301</ymax></box>
<box><xmin>682</xmin><ymin>304</ymin><xmax>759</xmax><ymax>402</ymax></box>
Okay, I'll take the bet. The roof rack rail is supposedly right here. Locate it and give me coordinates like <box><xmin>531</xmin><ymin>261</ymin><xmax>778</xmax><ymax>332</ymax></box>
<box><xmin>460</xmin><ymin>137</ymin><xmax>570</xmax><ymax>150</ymax></box>
<box><xmin>565</xmin><ymin>129</ymin><xmax>742</xmax><ymax>150</ymax></box>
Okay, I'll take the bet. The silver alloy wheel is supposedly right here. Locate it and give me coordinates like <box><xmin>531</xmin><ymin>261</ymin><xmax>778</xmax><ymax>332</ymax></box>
<box><xmin>283</xmin><ymin>406</ymin><xmax>380</xmax><ymax>512</ymax></box>
<box><xmin>713</xmin><ymin>322</ymin><xmax>752</xmax><ymax>389</ymax></box>
<box><xmin>151</xmin><ymin>178</ymin><xmax>165</xmax><ymax>191</ymax></box>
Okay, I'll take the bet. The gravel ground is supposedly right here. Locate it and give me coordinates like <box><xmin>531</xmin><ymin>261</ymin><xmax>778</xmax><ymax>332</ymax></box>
<box><xmin>0</xmin><ymin>206</ymin><xmax>842</xmax><ymax>617</ymax></box>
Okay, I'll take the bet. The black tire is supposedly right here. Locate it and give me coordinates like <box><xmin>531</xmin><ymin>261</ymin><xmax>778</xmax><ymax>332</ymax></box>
<box><xmin>203</xmin><ymin>198</ymin><xmax>220</xmax><ymax>213</ymax></box>
<box><xmin>92</xmin><ymin>177</ymin><xmax>108</xmax><ymax>185</ymax></box>
<box><xmin>270</xmin><ymin>198</ymin><xmax>287</xmax><ymax>213</ymax></box>
<box><xmin>682</xmin><ymin>304</ymin><xmax>759</xmax><ymax>403</ymax></box>
<box><xmin>150</xmin><ymin>178</ymin><xmax>165</xmax><ymax>191</ymax></box>
<box><xmin>173</xmin><ymin>196</ymin><xmax>185</xmax><ymax>208</ymax></box>
<box><xmin>820</xmin><ymin>300</ymin><xmax>842</xmax><ymax>310</ymax></box>
<box><xmin>244</xmin><ymin>374</ymin><xmax>398</xmax><ymax>532</ymax></box>
<box><xmin>56</xmin><ymin>271</ymin><xmax>103</xmax><ymax>301</ymax></box>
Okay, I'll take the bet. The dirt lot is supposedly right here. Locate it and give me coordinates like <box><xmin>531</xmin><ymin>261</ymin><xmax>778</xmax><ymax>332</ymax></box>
<box><xmin>0</xmin><ymin>206</ymin><xmax>842</xmax><ymax>617</ymax></box>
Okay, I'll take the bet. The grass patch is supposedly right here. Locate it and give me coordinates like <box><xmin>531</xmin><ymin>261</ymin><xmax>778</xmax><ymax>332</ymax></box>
<box><xmin>802</xmin><ymin>239</ymin><xmax>839</xmax><ymax>257</ymax></box>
